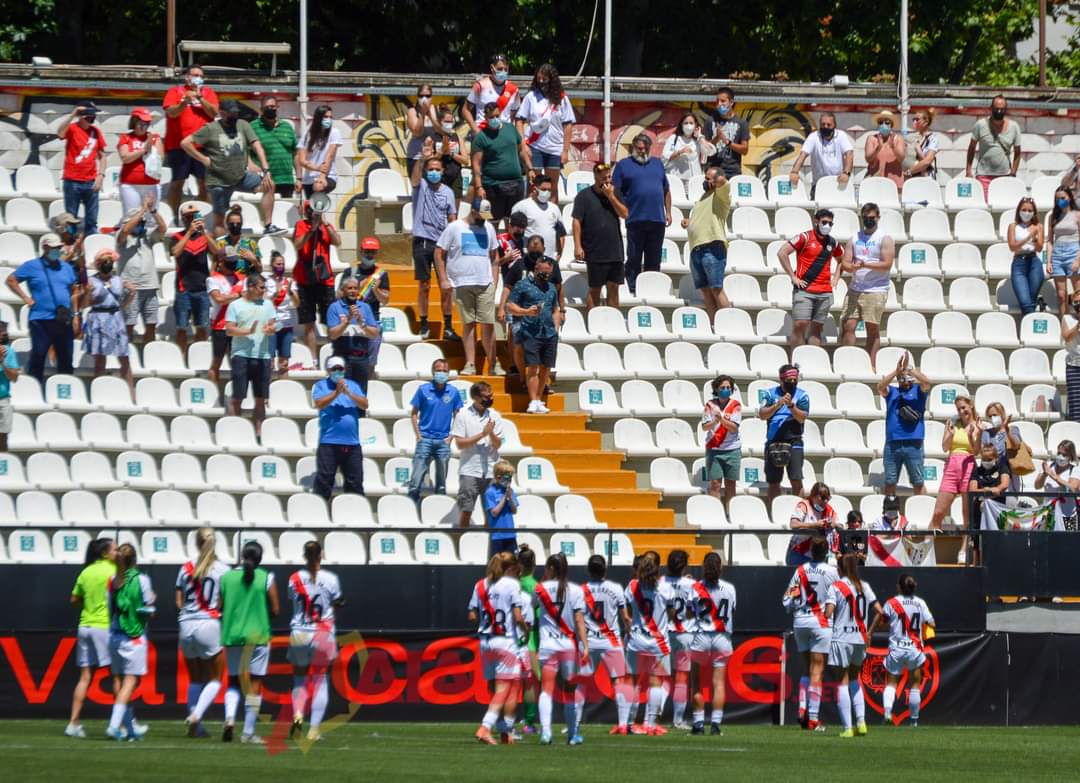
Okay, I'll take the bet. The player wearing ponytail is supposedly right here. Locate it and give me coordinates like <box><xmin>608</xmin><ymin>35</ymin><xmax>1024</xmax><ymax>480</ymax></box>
<box><xmin>66</xmin><ymin>537</ymin><xmax>116</xmax><ymax>739</ymax></box>
<box><xmin>868</xmin><ymin>573</ymin><xmax>935</xmax><ymax>727</ymax></box>
<box><xmin>782</xmin><ymin>536</ymin><xmax>837</xmax><ymax>730</ymax></box>
<box><xmin>534</xmin><ymin>552</ymin><xmax>588</xmax><ymax>745</ymax></box>
<box><xmin>825</xmin><ymin>553</ymin><xmax>881</xmax><ymax>737</ymax></box>
<box><xmin>689</xmin><ymin>551</ymin><xmax>736</xmax><ymax>735</ymax></box>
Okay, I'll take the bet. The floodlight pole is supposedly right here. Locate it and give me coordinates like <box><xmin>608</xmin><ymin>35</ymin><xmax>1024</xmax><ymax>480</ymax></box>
<box><xmin>603</xmin><ymin>0</ymin><xmax>612</xmax><ymax>164</ymax></box>
<box><xmin>299</xmin><ymin>0</ymin><xmax>309</xmax><ymax>117</ymax></box>
<box><xmin>1039</xmin><ymin>0</ymin><xmax>1048</xmax><ymax>87</ymax></box>
<box><xmin>899</xmin><ymin>0</ymin><xmax>910</xmax><ymax>133</ymax></box>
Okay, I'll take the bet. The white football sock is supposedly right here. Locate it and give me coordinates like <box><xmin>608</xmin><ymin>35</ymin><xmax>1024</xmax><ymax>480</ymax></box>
<box><xmin>539</xmin><ymin>690</ymin><xmax>553</xmax><ymax>735</ymax></box>
<box><xmin>837</xmin><ymin>681</ymin><xmax>852</xmax><ymax>729</ymax></box>
<box><xmin>565</xmin><ymin>697</ymin><xmax>579</xmax><ymax>738</ymax></box>
<box><xmin>693</xmin><ymin>709</ymin><xmax>705</xmax><ymax>724</ymax></box>
<box><xmin>481</xmin><ymin>709</ymin><xmax>499</xmax><ymax>730</ymax></box>
<box><xmin>192</xmin><ymin>680</ymin><xmax>220</xmax><ymax>722</ymax></box>
<box><xmin>850</xmin><ymin>681</ymin><xmax>865</xmax><ymax>723</ymax></box>
<box><xmin>808</xmin><ymin>685</ymin><xmax>822</xmax><ymax>721</ymax></box>
<box><xmin>108</xmin><ymin>702</ymin><xmax>126</xmax><ymax>731</ymax></box>
<box><xmin>798</xmin><ymin>676</ymin><xmax>809</xmax><ymax>710</ymax></box>
<box><xmin>883</xmin><ymin>685</ymin><xmax>896</xmax><ymax>718</ymax></box>
<box><xmin>615</xmin><ymin>687</ymin><xmax>631</xmax><ymax>727</ymax></box>
<box><xmin>224</xmin><ymin>687</ymin><xmax>240</xmax><ymax>723</ymax></box>
<box><xmin>909</xmin><ymin>687</ymin><xmax>921</xmax><ymax>720</ymax></box>
<box><xmin>291</xmin><ymin>675</ymin><xmax>309</xmax><ymax>721</ymax></box>
<box><xmin>243</xmin><ymin>694</ymin><xmax>261</xmax><ymax>736</ymax></box>
<box><xmin>645</xmin><ymin>686</ymin><xmax>664</xmax><ymax>728</ymax></box>
<box><xmin>186</xmin><ymin>683</ymin><xmax>202</xmax><ymax>717</ymax></box>
<box><xmin>310</xmin><ymin>674</ymin><xmax>329</xmax><ymax>729</ymax></box>
<box><xmin>713</xmin><ymin>709</ymin><xmax>724</xmax><ymax>725</ymax></box>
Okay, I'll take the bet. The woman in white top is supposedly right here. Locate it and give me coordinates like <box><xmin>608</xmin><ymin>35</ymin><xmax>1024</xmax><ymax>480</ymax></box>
<box><xmin>296</xmin><ymin>104</ymin><xmax>342</xmax><ymax>198</ymax></box>
<box><xmin>515</xmin><ymin>63</ymin><xmax>575</xmax><ymax>186</ymax></box>
<box><xmin>902</xmin><ymin>107</ymin><xmax>939</xmax><ymax>180</ymax></box>
<box><xmin>1062</xmin><ymin>290</ymin><xmax>1080</xmax><ymax>422</ymax></box>
<box><xmin>1035</xmin><ymin>439</ymin><xmax>1080</xmax><ymax>531</ymax></box>
<box><xmin>662</xmin><ymin>113</ymin><xmax>714</xmax><ymax>188</ymax></box>
<box><xmin>1008</xmin><ymin>197</ymin><xmax>1045</xmax><ymax>316</ymax></box>
<box><xmin>1045</xmin><ymin>186</ymin><xmax>1080</xmax><ymax>315</ymax></box>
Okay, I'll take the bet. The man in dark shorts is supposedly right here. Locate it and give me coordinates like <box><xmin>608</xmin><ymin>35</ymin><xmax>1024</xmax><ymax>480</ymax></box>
<box><xmin>506</xmin><ymin>256</ymin><xmax>561</xmax><ymax>414</ymax></box>
<box><xmin>472</xmin><ymin>101</ymin><xmax>531</xmax><ymax>227</ymax></box>
<box><xmin>224</xmin><ymin>275</ymin><xmax>277</xmax><ymax>435</ymax></box>
<box><xmin>291</xmin><ymin>200</ymin><xmax>341</xmax><ymax>368</ymax></box>
<box><xmin>572</xmin><ymin>163</ymin><xmax>629</xmax><ymax>310</ymax></box>
<box><xmin>162</xmin><ymin>65</ymin><xmax>219</xmax><ymax>213</ymax></box>
<box><xmin>759</xmin><ymin>364</ymin><xmax>811</xmax><ymax>505</ymax></box>
<box><xmin>499</xmin><ymin>232</ymin><xmax>564</xmax><ymax>378</ymax></box>
<box><xmin>409</xmin><ymin>150</ymin><xmax>459</xmax><ymax>340</ymax></box>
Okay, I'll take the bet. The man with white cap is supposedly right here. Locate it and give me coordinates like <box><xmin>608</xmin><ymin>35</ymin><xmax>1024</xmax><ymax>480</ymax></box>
<box><xmin>311</xmin><ymin>355</ymin><xmax>368</xmax><ymax>499</ymax></box>
<box><xmin>435</xmin><ymin>197</ymin><xmax>501</xmax><ymax>376</ymax></box>
<box><xmin>6</xmin><ymin>233</ymin><xmax>79</xmax><ymax>382</ymax></box>
<box><xmin>116</xmin><ymin>196</ymin><xmax>165</xmax><ymax>342</ymax></box>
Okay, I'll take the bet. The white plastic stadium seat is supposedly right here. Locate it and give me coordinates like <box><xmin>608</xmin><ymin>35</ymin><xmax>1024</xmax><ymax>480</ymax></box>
<box><xmin>908</xmin><ymin>209</ymin><xmax>952</xmax><ymax>242</ymax></box>
<box><xmin>813</xmin><ymin>176</ymin><xmax>857</xmax><ymax>209</ymax></box>
<box><xmin>901</xmin><ymin>177</ymin><xmax>944</xmax><ymax>210</ymax></box>
<box><xmin>944</xmin><ymin>176</ymin><xmax>987</xmax><ymax>210</ymax></box>
<box><xmin>858</xmin><ymin>177</ymin><xmax>901</xmax><ymax>211</ymax></box>
<box><xmin>768</xmin><ymin>177</ymin><xmax>815</xmax><ymax>208</ymax></box>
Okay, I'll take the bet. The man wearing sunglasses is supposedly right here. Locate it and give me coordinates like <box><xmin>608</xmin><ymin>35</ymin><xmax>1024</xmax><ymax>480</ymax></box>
<box><xmin>777</xmin><ymin>209</ymin><xmax>844</xmax><ymax>349</ymax></box>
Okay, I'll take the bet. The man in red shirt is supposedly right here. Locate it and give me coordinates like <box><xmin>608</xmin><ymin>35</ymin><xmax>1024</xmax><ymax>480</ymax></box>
<box><xmin>163</xmin><ymin>65</ymin><xmax>220</xmax><ymax>213</ymax></box>
<box><xmin>292</xmin><ymin>201</ymin><xmax>341</xmax><ymax>366</ymax></box>
<box><xmin>57</xmin><ymin>102</ymin><xmax>107</xmax><ymax>235</ymax></box>
<box><xmin>777</xmin><ymin>208</ymin><xmax>844</xmax><ymax>348</ymax></box>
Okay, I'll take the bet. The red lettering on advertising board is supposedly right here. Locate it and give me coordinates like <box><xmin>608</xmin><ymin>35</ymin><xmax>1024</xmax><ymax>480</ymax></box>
<box><xmin>727</xmin><ymin>635</ymin><xmax>784</xmax><ymax>704</ymax></box>
<box><xmin>0</xmin><ymin>637</ymin><xmax>75</xmax><ymax>703</ymax></box>
<box><xmin>416</xmin><ymin>636</ymin><xmax>486</xmax><ymax>705</ymax></box>
<box><xmin>333</xmin><ymin>639</ymin><xmax>408</xmax><ymax>705</ymax></box>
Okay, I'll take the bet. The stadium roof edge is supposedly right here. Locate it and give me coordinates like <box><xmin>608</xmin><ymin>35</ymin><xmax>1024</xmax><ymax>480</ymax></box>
<box><xmin>4</xmin><ymin>64</ymin><xmax>1080</xmax><ymax>108</ymax></box>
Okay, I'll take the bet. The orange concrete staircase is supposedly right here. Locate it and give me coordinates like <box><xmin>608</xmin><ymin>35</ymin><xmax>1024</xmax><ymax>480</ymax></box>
<box><xmin>384</xmin><ymin>267</ymin><xmax>705</xmax><ymax>561</ymax></box>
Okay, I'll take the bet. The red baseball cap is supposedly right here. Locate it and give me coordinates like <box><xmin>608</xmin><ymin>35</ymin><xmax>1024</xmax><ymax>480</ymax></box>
<box><xmin>131</xmin><ymin>107</ymin><xmax>152</xmax><ymax>123</ymax></box>
<box><xmin>360</xmin><ymin>236</ymin><xmax>381</xmax><ymax>251</ymax></box>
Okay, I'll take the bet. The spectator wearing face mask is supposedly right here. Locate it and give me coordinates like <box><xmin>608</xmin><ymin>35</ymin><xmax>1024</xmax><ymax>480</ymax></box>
<box><xmin>410</xmin><ymin>149</ymin><xmax>459</xmax><ymax>341</ymax></box>
<box><xmin>251</xmin><ymin>95</ymin><xmax>301</xmax><ymax>198</ymax></box>
<box><xmin>327</xmin><ymin>276</ymin><xmax>381</xmax><ymax>393</ymax></box>
<box><xmin>472</xmin><ymin>101</ymin><xmax>531</xmax><ymax>227</ymax></box>
<box><xmin>869</xmin><ymin>496</ymin><xmax>907</xmax><ymax>533</ymax></box>
<box><xmin>902</xmin><ymin>108</ymin><xmax>939</xmax><ymax>180</ymax></box>
<box><xmin>0</xmin><ymin>319</ymin><xmax>19</xmax><ymax>452</ymax></box>
<box><xmin>511</xmin><ymin>175</ymin><xmax>564</xmax><ymax>260</ymax></box>
<box><xmin>777</xmin><ymin>209</ymin><xmax>844</xmax><ymax>349</ymax></box>
<box><xmin>1045</xmin><ymin>187</ymin><xmax>1080</xmax><ymax>316</ymax></box>
<box><xmin>980</xmin><ymin>402</ymin><xmax>1023</xmax><ymax>493</ymax></box>
<box><xmin>500</xmin><ymin>233</ymin><xmax>564</xmax><ymax>380</ymax></box>
<box><xmin>419</xmin><ymin>107</ymin><xmax>468</xmax><ymax>198</ymax></box>
<box><xmin>170</xmin><ymin>203</ymin><xmax>212</xmax><ymax>354</ymax></box>
<box><xmin>573</xmin><ymin>163</ymin><xmax>628</xmax><ymax>310</ymax></box>
<box><xmin>759</xmin><ymin>364</ymin><xmax>810</xmax><ymax>505</ymax></box>
<box><xmin>788</xmin><ymin>113</ymin><xmax>854</xmax><ymax>197</ymax></box>
<box><xmin>683</xmin><ymin>166</ymin><xmax>731</xmax><ymax>321</ymax></box>
<box><xmin>663</xmin><ymin>113</ymin><xmax>714</xmax><ymax>188</ymax></box>
<box><xmin>1035</xmin><ymin>439</ymin><xmax>1080</xmax><ymax>532</ymax></box>
<box><xmin>263</xmin><ymin>251</ymin><xmax>299</xmax><ymax>375</ymax></box>
<box><xmin>838</xmin><ymin>202</ymin><xmax>894</xmax><ymax>368</ymax></box>
<box><xmin>878</xmin><ymin>353</ymin><xmax>930</xmax><ymax>497</ymax></box>
<box><xmin>408</xmin><ymin>359</ymin><xmax>464</xmax><ymax>503</ymax></box>
<box><xmin>516</xmin><ymin>63</ymin><xmax>575</xmax><ymax>185</ymax></box>
<box><xmin>116</xmin><ymin>199</ymin><xmax>165</xmax><ymax>343</ymax></box>
<box><xmin>82</xmin><ymin>249</ymin><xmax>136</xmax><ymax>398</ymax></box>
<box><xmin>57</xmin><ymin>102</ymin><xmax>108</xmax><ymax>236</ymax></box>
<box><xmin>506</xmin><ymin>256</ymin><xmax>561</xmax><ymax>414</ymax></box>
<box><xmin>613</xmin><ymin>133</ymin><xmax>671</xmax><ymax>295</ymax></box>
<box><xmin>451</xmin><ymin>381</ymin><xmax>505</xmax><ymax>528</ymax></box>
<box><xmin>1008</xmin><ymin>197</ymin><xmax>1045</xmax><ymax>316</ymax></box>
<box><xmin>224</xmin><ymin>275</ymin><xmax>278</xmax><ymax>435</ymax></box>
<box><xmin>206</xmin><ymin>253</ymin><xmax>244</xmax><ymax>385</ymax></box>
<box><xmin>970</xmin><ymin>442</ymin><xmax>1012</xmax><ymax>562</ymax></box>
<box><xmin>787</xmin><ymin>482</ymin><xmax>837</xmax><ymax>566</ymax></box>
<box><xmin>292</xmin><ymin>197</ymin><xmax>342</xmax><ymax>365</ymax></box>
<box><xmin>212</xmin><ymin>205</ymin><xmax>262</xmax><ymax>276</ymax></box>
<box><xmin>703</xmin><ymin>88</ymin><xmax>750</xmax><ymax>180</ymax></box>
<box><xmin>839</xmin><ymin>510</ymin><xmax>868</xmax><ymax>559</ymax></box>
<box><xmin>966</xmin><ymin>95</ymin><xmax>1021</xmax><ymax>200</ymax></box>
<box><xmin>483</xmin><ymin>460</ymin><xmax>519</xmax><ymax>557</ymax></box>
<box><xmin>406</xmin><ymin>85</ymin><xmax>439</xmax><ymax>177</ymax></box>
<box><xmin>701</xmin><ymin>375</ymin><xmax>741</xmax><ymax>515</ymax></box>
<box><xmin>296</xmin><ymin>104</ymin><xmax>342</xmax><ymax>198</ymax></box>
<box><xmin>163</xmin><ymin>64</ymin><xmax>219</xmax><ymax>212</ymax></box>
<box><xmin>7</xmin><ymin>233</ymin><xmax>78</xmax><ymax>382</ymax></box>
<box><xmin>464</xmin><ymin>54</ymin><xmax>522</xmax><ymax>135</ymax></box>
<box><xmin>864</xmin><ymin>110</ymin><xmax>906</xmax><ymax>187</ymax></box>
<box><xmin>341</xmin><ymin>237</ymin><xmax>390</xmax><ymax>381</ymax></box>
<box><xmin>116</xmin><ymin>107</ymin><xmax>164</xmax><ymax>214</ymax></box>
<box><xmin>181</xmin><ymin>99</ymin><xmax>282</xmax><ymax>238</ymax></box>
<box><xmin>312</xmin><ymin>356</ymin><xmax>368</xmax><ymax>499</ymax></box>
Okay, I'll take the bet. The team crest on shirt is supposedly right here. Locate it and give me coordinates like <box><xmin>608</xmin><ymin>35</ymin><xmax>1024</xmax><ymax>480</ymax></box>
<box><xmin>860</xmin><ymin>643</ymin><xmax>940</xmax><ymax>725</ymax></box>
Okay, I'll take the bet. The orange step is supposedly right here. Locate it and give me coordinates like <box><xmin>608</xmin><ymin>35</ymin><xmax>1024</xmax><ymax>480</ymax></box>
<box><xmin>519</xmin><ymin>430</ymin><xmax>602</xmax><ymax>450</ymax></box>
<box><xmin>583</xmin><ymin>491</ymin><xmax>668</xmax><ymax>512</ymax></box>
<box><xmin>591</xmin><ymin>507</ymin><xmax>676</xmax><ymax>527</ymax></box>
<box><xmin>531</xmin><ymin>450</ymin><xmax>624</xmax><ymax>471</ymax></box>
<box><xmin>557</xmin><ymin>468</ymin><xmax>639</xmax><ymax>490</ymax></box>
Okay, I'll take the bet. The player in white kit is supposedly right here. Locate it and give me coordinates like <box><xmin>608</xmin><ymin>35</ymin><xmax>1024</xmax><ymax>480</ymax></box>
<box><xmin>782</xmin><ymin>537</ymin><xmax>837</xmax><ymax>730</ymax></box>
<box><xmin>576</xmin><ymin>554</ymin><xmax>631</xmax><ymax>734</ymax></box>
<box><xmin>825</xmin><ymin>553</ymin><xmax>882</xmax><ymax>737</ymax></box>
<box><xmin>468</xmin><ymin>551</ymin><xmax>528</xmax><ymax>744</ymax></box>
<box><xmin>689</xmin><ymin>551</ymin><xmax>736</xmax><ymax>735</ymax></box>
<box><xmin>868</xmin><ymin>573</ymin><xmax>936</xmax><ymax>727</ymax></box>
<box><xmin>176</xmin><ymin>527</ymin><xmax>230</xmax><ymax>738</ymax></box>
<box><xmin>625</xmin><ymin>556</ymin><xmax>675</xmax><ymax>736</ymax></box>
<box><xmin>534</xmin><ymin>552</ymin><xmax>589</xmax><ymax>745</ymax></box>
<box><xmin>663</xmin><ymin>549</ymin><xmax>697</xmax><ymax>730</ymax></box>
<box><xmin>287</xmin><ymin>540</ymin><xmax>343</xmax><ymax>742</ymax></box>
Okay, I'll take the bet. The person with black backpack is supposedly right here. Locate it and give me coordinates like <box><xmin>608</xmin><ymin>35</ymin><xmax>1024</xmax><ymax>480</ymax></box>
<box><xmin>877</xmin><ymin>352</ymin><xmax>931</xmax><ymax>497</ymax></box>
<box><xmin>759</xmin><ymin>364</ymin><xmax>811</xmax><ymax>506</ymax></box>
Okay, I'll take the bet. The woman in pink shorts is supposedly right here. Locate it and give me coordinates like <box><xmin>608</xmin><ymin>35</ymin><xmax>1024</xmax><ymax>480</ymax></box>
<box><xmin>931</xmin><ymin>395</ymin><xmax>980</xmax><ymax>540</ymax></box>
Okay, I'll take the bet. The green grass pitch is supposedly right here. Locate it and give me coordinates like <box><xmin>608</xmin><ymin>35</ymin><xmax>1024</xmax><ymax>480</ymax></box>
<box><xmin>4</xmin><ymin>721</ymin><xmax>1080</xmax><ymax>781</ymax></box>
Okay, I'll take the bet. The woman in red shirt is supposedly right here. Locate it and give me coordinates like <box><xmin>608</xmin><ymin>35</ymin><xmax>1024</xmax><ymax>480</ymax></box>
<box><xmin>117</xmin><ymin>108</ymin><xmax>164</xmax><ymax>215</ymax></box>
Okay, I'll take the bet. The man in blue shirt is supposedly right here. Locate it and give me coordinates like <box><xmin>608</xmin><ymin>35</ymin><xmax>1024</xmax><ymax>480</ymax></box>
<box><xmin>6</xmin><ymin>233</ymin><xmax>78</xmax><ymax>383</ymax></box>
<box><xmin>326</xmin><ymin>276</ymin><xmax>381</xmax><ymax>394</ymax></box>
<box><xmin>410</xmin><ymin>148</ymin><xmax>459</xmax><ymax>340</ymax></box>
<box><xmin>483</xmin><ymin>459</ymin><xmax>518</xmax><ymax>557</ymax></box>
<box><xmin>612</xmin><ymin>133</ymin><xmax>671</xmax><ymax>295</ymax></box>
<box><xmin>312</xmin><ymin>356</ymin><xmax>368</xmax><ymax>498</ymax></box>
<box><xmin>759</xmin><ymin>364</ymin><xmax>811</xmax><ymax>505</ymax></box>
<box><xmin>408</xmin><ymin>358</ymin><xmax>463</xmax><ymax>501</ymax></box>
<box><xmin>878</xmin><ymin>353</ymin><xmax>931</xmax><ymax>497</ymax></box>
<box><xmin>506</xmin><ymin>257</ymin><xmax>561</xmax><ymax>414</ymax></box>
<box><xmin>0</xmin><ymin>319</ymin><xmax>20</xmax><ymax>453</ymax></box>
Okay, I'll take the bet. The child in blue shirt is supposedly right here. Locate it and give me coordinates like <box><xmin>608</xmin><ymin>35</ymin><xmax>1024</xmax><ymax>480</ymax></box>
<box><xmin>483</xmin><ymin>459</ymin><xmax>518</xmax><ymax>558</ymax></box>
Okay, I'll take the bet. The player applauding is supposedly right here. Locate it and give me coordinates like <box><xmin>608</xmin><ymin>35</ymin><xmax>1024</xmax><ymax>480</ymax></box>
<box><xmin>288</xmin><ymin>541</ymin><xmax>344</xmax><ymax>742</ymax></box>
<box><xmin>825</xmin><ymin>553</ymin><xmax>881</xmax><ymax>738</ymax></box>
<box><xmin>106</xmin><ymin>544</ymin><xmax>156</xmax><ymax>741</ymax></box>
<box><xmin>663</xmin><ymin>550</ymin><xmax>697</xmax><ymax>730</ymax></box>
<box><xmin>578</xmin><ymin>554</ymin><xmax>632</xmax><ymax>734</ymax></box>
<box><xmin>782</xmin><ymin>537</ymin><xmax>836</xmax><ymax>730</ymax></box>
<box><xmin>689</xmin><ymin>551</ymin><xmax>736</xmax><ymax>735</ymax></box>
<box><xmin>534</xmin><ymin>552</ymin><xmax>589</xmax><ymax>745</ymax></box>
<box><xmin>625</xmin><ymin>555</ymin><xmax>675</xmax><ymax>736</ymax></box>
<box><xmin>469</xmin><ymin>551</ymin><xmax>527</xmax><ymax>745</ymax></box>
<box><xmin>177</xmin><ymin>527</ymin><xmax>229</xmax><ymax>738</ymax></box>
<box><xmin>869</xmin><ymin>573</ymin><xmax>936</xmax><ymax>727</ymax></box>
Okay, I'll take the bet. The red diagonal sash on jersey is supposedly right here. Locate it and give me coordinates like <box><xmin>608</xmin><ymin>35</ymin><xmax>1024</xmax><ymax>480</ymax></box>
<box><xmin>887</xmin><ymin>596</ymin><xmax>923</xmax><ymax>651</ymax></box>
<box><xmin>535</xmin><ymin>582</ymin><xmax>576</xmax><ymax>639</ymax></box>
<box><xmin>582</xmin><ymin>583</ymin><xmax>620</xmax><ymax>647</ymax></box>
<box><xmin>183</xmin><ymin>561</ymin><xmax>220</xmax><ymax>619</ymax></box>
<box><xmin>693</xmin><ymin>582</ymin><xmax>726</xmax><ymax>633</ymax></box>
<box><xmin>291</xmin><ymin>572</ymin><xmax>332</xmax><ymax>633</ymax></box>
<box><xmin>477</xmin><ymin>82</ymin><xmax>519</xmax><ymax>130</ymax></box>
<box><xmin>475</xmin><ymin>578</ymin><xmax>503</xmax><ymax>635</ymax></box>
<box><xmin>630</xmin><ymin>579</ymin><xmax>671</xmax><ymax>654</ymax></box>
<box><xmin>797</xmin><ymin>565</ymin><xmax>830</xmax><ymax>629</ymax></box>
<box><xmin>833</xmin><ymin>580</ymin><xmax>867</xmax><ymax>643</ymax></box>
<box><xmin>868</xmin><ymin>533</ymin><xmax>906</xmax><ymax>566</ymax></box>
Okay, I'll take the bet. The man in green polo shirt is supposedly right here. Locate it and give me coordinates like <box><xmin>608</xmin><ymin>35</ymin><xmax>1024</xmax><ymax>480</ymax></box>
<box><xmin>251</xmin><ymin>95</ymin><xmax>301</xmax><ymax>197</ymax></box>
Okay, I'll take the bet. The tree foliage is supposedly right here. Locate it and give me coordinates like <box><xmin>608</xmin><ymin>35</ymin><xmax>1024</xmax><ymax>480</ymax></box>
<box><xmin>0</xmin><ymin>0</ymin><xmax>1066</xmax><ymax>87</ymax></box>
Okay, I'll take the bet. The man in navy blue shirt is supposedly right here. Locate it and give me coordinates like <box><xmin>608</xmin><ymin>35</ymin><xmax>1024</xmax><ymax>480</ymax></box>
<box><xmin>408</xmin><ymin>358</ymin><xmax>463</xmax><ymax>501</ymax></box>
<box><xmin>312</xmin><ymin>356</ymin><xmax>369</xmax><ymax>498</ymax></box>
<box><xmin>612</xmin><ymin>133</ymin><xmax>671</xmax><ymax>295</ymax></box>
<box><xmin>759</xmin><ymin>364</ymin><xmax>811</xmax><ymax>505</ymax></box>
<box><xmin>6</xmin><ymin>232</ymin><xmax>78</xmax><ymax>383</ymax></box>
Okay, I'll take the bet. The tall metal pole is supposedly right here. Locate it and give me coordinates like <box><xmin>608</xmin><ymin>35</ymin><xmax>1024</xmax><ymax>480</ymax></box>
<box><xmin>899</xmin><ymin>0</ymin><xmax>909</xmax><ymax>133</ymax></box>
<box><xmin>1039</xmin><ymin>0</ymin><xmax>1048</xmax><ymax>87</ymax></box>
<box><xmin>166</xmin><ymin>0</ymin><xmax>176</xmax><ymax>68</ymax></box>
<box><xmin>299</xmin><ymin>0</ymin><xmax>309</xmax><ymax>117</ymax></box>
<box><xmin>603</xmin><ymin>0</ymin><xmax>612</xmax><ymax>164</ymax></box>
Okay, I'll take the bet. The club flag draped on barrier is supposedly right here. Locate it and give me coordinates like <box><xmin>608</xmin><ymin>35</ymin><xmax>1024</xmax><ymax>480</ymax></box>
<box><xmin>985</xmin><ymin>499</ymin><xmax>1060</xmax><ymax>532</ymax></box>
<box><xmin>867</xmin><ymin>535</ymin><xmax>936</xmax><ymax>567</ymax></box>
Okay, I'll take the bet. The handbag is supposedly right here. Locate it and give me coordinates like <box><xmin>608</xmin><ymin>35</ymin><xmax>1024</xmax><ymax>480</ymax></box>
<box><xmin>765</xmin><ymin>441</ymin><xmax>792</xmax><ymax>468</ymax></box>
<box><xmin>1007</xmin><ymin>441</ymin><xmax>1034</xmax><ymax>476</ymax></box>
<box><xmin>898</xmin><ymin>403</ymin><xmax>923</xmax><ymax>425</ymax></box>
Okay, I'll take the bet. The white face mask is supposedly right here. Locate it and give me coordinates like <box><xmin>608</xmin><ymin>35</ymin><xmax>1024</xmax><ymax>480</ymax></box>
<box><xmin>1056</xmin><ymin>454</ymin><xmax>1070</xmax><ymax>467</ymax></box>
<box><xmin>981</xmin><ymin>459</ymin><xmax>997</xmax><ymax>470</ymax></box>
<box><xmin>441</xmin><ymin>121</ymin><xmax>455</xmax><ymax>132</ymax></box>
<box><xmin>682</xmin><ymin>123</ymin><xmax>695</xmax><ymax>137</ymax></box>
<box><xmin>817</xmin><ymin>223</ymin><xmax>832</xmax><ymax>237</ymax></box>
<box><xmin>991</xmin><ymin>414</ymin><xmax>1002</xmax><ymax>428</ymax></box>
<box><xmin>536</xmin><ymin>189</ymin><xmax>552</xmax><ymax>204</ymax></box>
<box><xmin>1019</xmin><ymin>210</ymin><xmax>1034</xmax><ymax>223</ymax></box>
<box><xmin>633</xmin><ymin>151</ymin><xmax>649</xmax><ymax>163</ymax></box>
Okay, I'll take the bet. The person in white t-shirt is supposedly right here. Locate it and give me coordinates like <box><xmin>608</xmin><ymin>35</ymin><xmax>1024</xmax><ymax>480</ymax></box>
<box><xmin>451</xmin><ymin>381</ymin><xmax>505</xmax><ymax>528</ymax></box>
<box><xmin>516</xmin><ymin>63</ymin><xmax>576</xmax><ymax>185</ymax></box>
<box><xmin>463</xmin><ymin>53</ymin><xmax>522</xmax><ymax>135</ymax></box>
<box><xmin>263</xmin><ymin>251</ymin><xmax>299</xmax><ymax>375</ymax></box>
<box><xmin>838</xmin><ymin>202</ymin><xmax>895</xmax><ymax>368</ymax></box>
<box><xmin>435</xmin><ymin>199</ymin><xmax>500</xmax><ymax>376</ymax></box>
<box><xmin>296</xmin><ymin>105</ymin><xmax>342</xmax><ymax>198</ymax></box>
<box><xmin>788</xmin><ymin>112</ymin><xmax>854</xmax><ymax>198</ymax></box>
<box><xmin>701</xmin><ymin>375</ymin><xmax>741</xmax><ymax>515</ymax></box>
<box><xmin>511</xmin><ymin>175</ymin><xmax>564</xmax><ymax>259</ymax></box>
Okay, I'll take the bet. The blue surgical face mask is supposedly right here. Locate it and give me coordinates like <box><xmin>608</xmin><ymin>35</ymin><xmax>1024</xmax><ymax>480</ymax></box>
<box><xmin>487</xmin><ymin>118</ymin><xmax>501</xmax><ymax>130</ymax></box>
<box><xmin>496</xmin><ymin>475</ymin><xmax>512</xmax><ymax>487</ymax></box>
<box><xmin>46</xmin><ymin>248</ymin><xmax>61</xmax><ymax>261</ymax></box>
<box><xmin>717</xmin><ymin>105</ymin><xmax>730</xmax><ymax>116</ymax></box>
<box><xmin>879</xmin><ymin>123</ymin><xmax>891</xmax><ymax>137</ymax></box>
<box><xmin>1058</xmin><ymin>198</ymin><xmax>1071</xmax><ymax>210</ymax></box>
<box><xmin>190</xmin><ymin>76</ymin><xmax>204</xmax><ymax>88</ymax></box>
<box><xmin>321</xmin><ymin>117</ymin><xmax>333</xmax><ymax>130</ymax></box>
<box><xmin>425</xmin><ymin>169</ymin><xmax>443</xmax><ymax>184</ymax></box>
<box><xmin>493</xmin><ymin>69</ymin><xmax>509</xmax><ymax>85</ymax></box>
<box><xmin>329</xmin><ymin>370</ymin><xmax>345</xmax><ymax>383</ymax></box>
<box><xmin>433</xmin><ymin>370</ymin><xmax>449</xmax><ymax>385</ymax></box>
<box><xmin>715</xmin><ymin>388</ymin><xmax>731</xmax><ymax>399</ymax></box>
